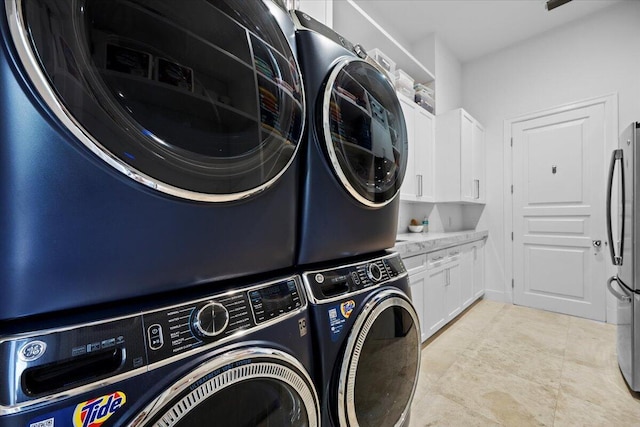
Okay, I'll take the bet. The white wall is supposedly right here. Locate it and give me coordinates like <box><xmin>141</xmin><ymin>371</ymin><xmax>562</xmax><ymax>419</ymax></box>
<box><xmin>398</xmin><ymin>202</ymin><xmax>465</xmax><ymax>234</ymax></box>
<box><xmin>461</xmin><ymin>1</ymin><xmax>640</xmax><ymax>322</ymax></box>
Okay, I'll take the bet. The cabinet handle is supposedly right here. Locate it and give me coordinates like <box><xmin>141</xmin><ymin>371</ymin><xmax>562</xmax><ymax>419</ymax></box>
<box><xmin>445</xmin><ymin>269</ymin><xmax>450</xmax><ymax>286</ymax></box>
<box><xmin>417</xmin><ymin>174</ymin><xmax>423</xmax><ymax>197</ymax></box>
<box><xmin>432</xmin><ymin>256</ymin><xmax>445</xmax><ymax>262</ymax></box>
<box><xmin>474</xmin><ymin>179</ymin><xmax>480</xmax><ymax>199</ymax></box>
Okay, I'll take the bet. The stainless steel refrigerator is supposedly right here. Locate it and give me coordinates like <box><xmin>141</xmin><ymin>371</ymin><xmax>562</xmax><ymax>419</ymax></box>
<box><xmin>607</xmin><ymin>121</ymin><xmax>640</xmax><ymax>391</ymax></box>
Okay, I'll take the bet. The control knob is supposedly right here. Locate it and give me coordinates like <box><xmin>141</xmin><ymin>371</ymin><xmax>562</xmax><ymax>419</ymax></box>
<box><xmin>192</xmin><ymin>301</ymin><xmax>229</xmax><ymax>338</ymax></box>
<box><xmin>366</xmin><ymin>263</ymin><xmax>383</xmax><ymax>283</ymax></box>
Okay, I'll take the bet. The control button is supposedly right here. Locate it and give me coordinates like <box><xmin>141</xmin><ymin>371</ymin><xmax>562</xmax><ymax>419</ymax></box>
<box><xmin>101</xmin><ymin>338</ymin><xmax>116</xmax><ymax>349</ymax></box>
<box><xmin>367</xmin><ymin>263</ymin><xmax>383</xmax><ymax>283</ymax></box>
<box><xmin>315</xmin><ymin>273</ymin><xmax>325</xmax><ymax>284</ymax></box>
<box><xmin>351</xmin><ymin>271</ymin><xmax>361</xmax><ymax>285</ymax></box>
<box><xmin>148</xmin><ymin>324</ymin><xmax>164</xmax><ymax>350</ymax></box>
<box><xmin>353</xmin><ymin>44</ymin><xmax>367</xmax><ymax>59</ymax></box>
<box><xmin>193</xmin><ymin>301</ymin><xmax>229</xmax><ymax>338</ymax></box>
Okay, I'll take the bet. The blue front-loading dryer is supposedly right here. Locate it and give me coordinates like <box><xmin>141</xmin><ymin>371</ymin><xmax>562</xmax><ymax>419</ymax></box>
<box><xmin>0</xmin><ymin>274</ymin><xmax>319</xmax><ymax>426</ymax></box>
<box><xmin>292</xmin><ymin>11</ymin><xmax>409</xmax><ymax>266</ymax></box>
<box><xmin>0</xmin><ymin>0</ymin><xmax>305</xmax><ymax>320</ymax></box>
<box><xmin>302</xmin><ymin>252</ymin><xmax>421</xmax><ymax>426</ymax></box>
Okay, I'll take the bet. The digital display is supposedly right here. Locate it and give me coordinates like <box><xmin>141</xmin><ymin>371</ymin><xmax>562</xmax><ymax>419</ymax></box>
<box><xmin>249</xmin><ymin>280</ymin><xmax>301</xmax><ymax>324</ymax></box>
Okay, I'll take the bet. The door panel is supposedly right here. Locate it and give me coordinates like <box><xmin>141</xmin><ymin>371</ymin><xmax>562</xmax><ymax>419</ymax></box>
<box><xmin>415</xmin><ymin>108</ymin><xmax>434</xmax><ymax>200</ymax></box>
<box><xmin>460</xmin><ymin>114</ymin><xmax>474</xmax><ymax>201</ymax></box>
<box><xmin>445</xmin><ymin>264</ymin><xmax>461</xmax><ymax>320</ymax></box>
<box><xmin>399</xmin><ymin>96</ymin><xmax>416</xmax><ymax>199</ymax></box>
<box><xmin>424</xmin><ymin>268</ymin><xmax>446</xmax><ymax>336</ymax></box>
<box><xmin>513</xmin><ymin>103</ymin><xmax>606</xmax><ymax>320</ymax></box>
<box><xmin>472</xmin><ymin>122</ymin><xmax>485</xmax><ymax>201</ymax></box>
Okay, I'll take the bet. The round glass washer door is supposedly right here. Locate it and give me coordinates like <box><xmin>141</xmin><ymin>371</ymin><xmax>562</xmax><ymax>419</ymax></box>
<box><xmin>130</xmin><ymin>348</ymin><xmax>320</xmax><ymax>427</ymax></box>
<box><xmin>338</xmin><ymin>290</ymin><xmax>420</xmax><ymax>427</ymax></box>
<box><xmin>322</xmin><ymin>59</ymin><xmax>408</xmax><ymax>207</ymax></box>
<box><xmin>10</xmin><ymin>0</ymin><xmax>304</xmax><ymax>201</ymax></box>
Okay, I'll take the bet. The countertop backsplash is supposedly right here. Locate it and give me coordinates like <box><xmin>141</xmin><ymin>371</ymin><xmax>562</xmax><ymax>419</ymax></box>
<box><xmin>398</xmin><ymin>201</ymin><xmax>467</xmax><ymax>234</ymax></box>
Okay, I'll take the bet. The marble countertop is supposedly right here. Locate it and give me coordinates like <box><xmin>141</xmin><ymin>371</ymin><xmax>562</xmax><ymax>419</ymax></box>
<box><xmin>393</xmin><ymin>230</ymin><xmax>488</xmax><ymax>258</ymax></box>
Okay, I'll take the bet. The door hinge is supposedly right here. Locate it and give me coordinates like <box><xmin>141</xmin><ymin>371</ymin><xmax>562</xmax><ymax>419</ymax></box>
<box><xmin>512</xmin><ymin>279</ymin><xmax>514</xmax><ymax>288</ymax></box>
<box><xmin>511</xmin><ymin>185</ymin><xmax>513</xmax><ymax>194</ymax></box>
<box><xmin>510</xmin><ymin>137</ymin><xmax>513</xmax><ymax>147</ymax></box>
<box><xmin>511</xmin><ymin>232</ymin><xmax>514</xmax><ymax>241</ymax></box>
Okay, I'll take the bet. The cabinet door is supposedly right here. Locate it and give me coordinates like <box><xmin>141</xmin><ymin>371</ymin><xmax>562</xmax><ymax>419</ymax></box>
<box><xmin>424</xmin><ymin>267</ymin><xmax>446</xmax><ymax>340</ymax></box>
<box><xmin>460</xmin><ymin>246</ymin><xmax>475</xmax><ymax>309</ymax></box>
<box><xmin>472</xmin><ymin>122</ymin><xmax>485</xmax><ymax>203</ymax></box>
<box><xmin>415</xmin><ymin>108</ymin><xmax>434</xmax><ymax>201</ymax></box>
<box><xmin>473</xmin><ymin>244</ymin><xmax>485</xmax><ymax>298</ymax></box>
<box><xmin>399</xmin><ymin>95</ymin><xmax>417</xmax><ymax>200</ymax></box>
<box><xmin>460</xmin><ymin>112</ymin><xmax>474</xmax><ymax>202</ymax></box>
<box><xmin>409</xmin><ymin>271</ymin><xmax>427</xmax><ymax>342</ymax></box>
<box><xmin>444</xmin><ymin>263</ymin><xmax>462</xmax><ymax>321</ymax></box>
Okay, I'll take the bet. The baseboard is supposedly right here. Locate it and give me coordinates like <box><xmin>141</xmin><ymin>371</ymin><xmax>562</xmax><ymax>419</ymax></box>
<box><xmin>482</xmin><ymin>289</ymin><xmax>507</xmax><ymax>303</ymax></box>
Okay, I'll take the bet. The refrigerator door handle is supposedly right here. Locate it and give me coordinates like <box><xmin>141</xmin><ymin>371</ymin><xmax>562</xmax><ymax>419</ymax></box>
<box><xmin>607</xmin><ymin>276</ymin><xmax>632</xmax><ymax>303</ymax></box>
<box><xmin>606</xmin><ymin>149</ymin><xmax>625</xmax><ymax>266</ymax></box>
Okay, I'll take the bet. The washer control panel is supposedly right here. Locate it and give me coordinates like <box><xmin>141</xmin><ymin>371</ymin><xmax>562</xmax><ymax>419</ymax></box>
<box><xmin>143</xmin><ymin>277</ymin><xmax>303</xmax><ymax>364</ymax></box>
<box><xmin>0</xmin><ymin>276</ymin><xmax>305</xmax><ymax>409</ymax></box>
<box><xmin>304</xmin><ymin>253</ymin><xmax>407</xmax><ymax>301</ymax></box>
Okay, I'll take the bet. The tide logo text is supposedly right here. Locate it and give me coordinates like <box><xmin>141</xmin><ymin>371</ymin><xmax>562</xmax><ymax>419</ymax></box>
<box><xmin>73</xmin><ymin>392</ymin><xmax>126</xmax><ymax>427</ymax></box>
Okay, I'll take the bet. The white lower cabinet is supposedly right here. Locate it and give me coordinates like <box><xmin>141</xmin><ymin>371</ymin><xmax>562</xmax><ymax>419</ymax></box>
<box><xmin>404</xmin><ymin>253</ymin><xmax>428</xmax><ymax>341</ymax></box>
<box><xmin>424</xmin><ymin>266</ymin><xmax>446</xmax><ymax>339</ymax></box>
<box><xmin>444</xmin><ymin>254</ymin><xmax>461</xmax><ymax>320</ymax></box>
<box><xmin>473</xmin><ymin>241</ymin><xmax>485</xmax><ymax>299</ymax></box>
<box><xmin>409</xmin><ymin>271</ymin><xmax>426</xmax><ymax>341</ymax></box>
<box><xmin>404</xmin><ymin>239</ymin><xmax>486</xmax><ymax>343</ymax></box>
<box><xmin>460</xmin><ymin>244</ymin><xmax>475</xmax><ymax>309</ymax></box>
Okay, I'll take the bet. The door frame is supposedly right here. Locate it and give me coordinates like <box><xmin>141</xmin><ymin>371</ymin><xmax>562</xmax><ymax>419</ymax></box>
<box><xmin>502</xmin><ymin>94</ymin><xmax>618</xmax><ymax>318</ymax></box>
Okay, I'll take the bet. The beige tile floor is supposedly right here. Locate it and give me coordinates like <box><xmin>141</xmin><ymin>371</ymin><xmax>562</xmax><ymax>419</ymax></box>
<box><xmin>410</xmin><ymin>299</ymin><xmax>640</xmax><ymax>426</ymax></box>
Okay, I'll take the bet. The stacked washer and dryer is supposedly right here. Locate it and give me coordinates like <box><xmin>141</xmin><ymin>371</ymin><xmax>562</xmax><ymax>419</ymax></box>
<box><xmin>291</xmin><ymin>10</ymin><xmax>422</xmax><ymax>427</ymax></box>
<box><xmin>0</xmin><ymin>1</ymin><xmax>321</xmax><ymax>426</ymax></box>
<box><xmin>0</xmin><ymin>1</ymin><xmax>421</xmax><ymax>426</ymax></box>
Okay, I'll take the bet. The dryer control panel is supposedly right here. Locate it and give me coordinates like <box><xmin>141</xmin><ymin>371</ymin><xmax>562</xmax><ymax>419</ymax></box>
<box><xmin>0</xmin><ymin>276</ymin><xmax>305</xmax><ymax>411</ymax></box>
<box><xmin>303</xmin><ymin>252</ymin><xmax>407</xmax><ymax>302</ymax></box>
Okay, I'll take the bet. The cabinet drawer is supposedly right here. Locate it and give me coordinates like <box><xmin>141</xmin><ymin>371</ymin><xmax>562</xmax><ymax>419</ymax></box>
<box><xmin>472</xmin><ymin>239</ymin><xmax>486</xmax><ymax>249</ymax></box>
<box><xmin>447</xmin><ymin>246</ymin><xmax>462</xmax><ymax>261</ymax></box>
<box><xmin>426</xmin><ymin>249</ymin><xmax>447</xmax><ymax>269</ymax></box>
<box><xmin>403</xmin><ymin>254</ymin><xmax>427</xmax><ymax>275</ymax></box>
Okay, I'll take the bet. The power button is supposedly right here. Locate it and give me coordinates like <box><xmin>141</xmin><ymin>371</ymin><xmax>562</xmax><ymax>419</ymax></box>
<box><xmin>148</xmin><ymin>324</ymin><xmax>163</xmax><ymax>350</ymax></box>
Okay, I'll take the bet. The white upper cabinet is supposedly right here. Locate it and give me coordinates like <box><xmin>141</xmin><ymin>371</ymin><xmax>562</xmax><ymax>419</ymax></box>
<box><xmin>435</xmin><ymin>108</ymin><xmax>486</xmax><ymax>204</ymax></box>
<box><xmin>399</xmin><ymin>93</ymin><xmax>435</xmax><ymax>202</ymax></box>
<box><xmin>296</xmin><ymin>0</ymin><xmax>333</xmax><ymax>27</ymax></box>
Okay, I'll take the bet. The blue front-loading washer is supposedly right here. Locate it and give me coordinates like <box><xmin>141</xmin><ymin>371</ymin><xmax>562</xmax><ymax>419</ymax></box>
<box><xmin>0</xmin><ymin>274</ymin><xmax>319</xmax><ymax>426</ymax></box>
<box><xmin>292</xmin><ymin>11</ymin><xmax>409</xmax><ymax>266</ymax></box>
<box><xmin>302</xmin><ymin>252</ymin><xmax>421</xmax><ymax>426</ymax></box>
<box><xmin>0</xmin><ymin>0</ymin><xmax>306</xmax><ymax>321</ymax></box>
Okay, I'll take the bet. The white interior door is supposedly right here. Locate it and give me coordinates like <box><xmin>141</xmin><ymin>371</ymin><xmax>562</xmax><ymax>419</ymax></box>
<box><xmin>512</xmin><ymin>102</ymin><xmax>608</xmax><ymax>321</ymax></box>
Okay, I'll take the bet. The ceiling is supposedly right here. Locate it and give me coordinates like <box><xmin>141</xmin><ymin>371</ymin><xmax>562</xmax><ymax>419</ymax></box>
<box><xmin>351</xmin><ymin>0</ymin><xmax>623</xmax><ymax>63</ymax></box>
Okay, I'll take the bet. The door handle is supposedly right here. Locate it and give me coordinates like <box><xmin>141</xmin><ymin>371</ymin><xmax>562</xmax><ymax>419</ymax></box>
<box><xmin>606</xmin><ymin>149</ymin><xmax>624</xmax><ymax>265</ymax></box>
<box><xmin>592</xmin><ymin>240</ymin><xmax>602</xmax><ymax>248</ymax></box>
